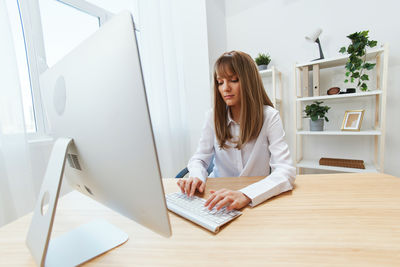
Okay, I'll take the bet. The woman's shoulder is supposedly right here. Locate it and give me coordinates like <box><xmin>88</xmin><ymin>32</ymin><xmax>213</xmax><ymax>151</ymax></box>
<box><xmin>263</xmin><ymin>105</ymin><xmax>279</xmax><ymax>118</ymax></box>
<box><xmin>262</xmin><ymin>105</ymin><xmax>282</xmax><ymax>128</ymax></box>
<box><xmin>204</xmin><ymin>108</ymin><xmax>215</xmax><ymax>127</ymax></box>
<box><xmin>205</xmin><ymin>108</ymin><xmax>214</xmax><ymax>120</ymax></box>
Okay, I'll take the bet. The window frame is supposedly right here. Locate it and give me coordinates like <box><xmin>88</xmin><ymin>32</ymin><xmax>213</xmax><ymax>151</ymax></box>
<box><xmin>16</xmin><ymin>0</ymin><xmax>113</xmax><ymax>140</ymax></box>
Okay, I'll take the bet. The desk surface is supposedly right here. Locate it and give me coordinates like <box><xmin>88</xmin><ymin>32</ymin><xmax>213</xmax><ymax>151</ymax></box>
<box><xmin>1</xmin><ymin>173</ymin><xmax>400</xmax><ymax>266</ymax></box>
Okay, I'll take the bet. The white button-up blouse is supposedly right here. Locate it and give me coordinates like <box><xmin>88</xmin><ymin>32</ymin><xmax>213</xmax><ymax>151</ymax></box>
<box><xmin>187</xmin><ymin>105</ymin><xmax>296</xmax><ymax>207</ymax></box>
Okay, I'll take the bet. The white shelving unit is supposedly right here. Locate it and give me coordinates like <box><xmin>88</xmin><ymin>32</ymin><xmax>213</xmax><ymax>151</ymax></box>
<box><xmin>293</xmin><ymin>44</ymin><xmax>389</xmax><ymax>174</ymax></box>
<box><xmin>259</xmin><ymin>66</ymin><xmax>283</xmax><ymax>118</ymax></box>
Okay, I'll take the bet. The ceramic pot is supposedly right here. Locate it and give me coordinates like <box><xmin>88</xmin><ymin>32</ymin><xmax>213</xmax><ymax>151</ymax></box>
<box><xmin>310</xmin><ymin>118</ymin><xmax>324</xmax><ymax>131</ymax></box>
<box><xmin>257</xmin><ymin>65</ymin><xmax>268</xmax><ymax>70</ymax></box>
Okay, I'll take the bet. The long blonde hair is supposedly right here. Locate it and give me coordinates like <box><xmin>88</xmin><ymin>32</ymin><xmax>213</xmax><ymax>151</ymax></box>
<box><xmin>213</xmin><ymin>51</ymin><xmax>274</xmax><ymax>149</ymax></box>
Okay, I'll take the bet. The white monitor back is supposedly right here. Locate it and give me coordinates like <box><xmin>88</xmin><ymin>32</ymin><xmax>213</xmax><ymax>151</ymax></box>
<box><xmin>39</xmin><ymin>11</ymin><xmax>171</xmax><ymax>237</ymax></box>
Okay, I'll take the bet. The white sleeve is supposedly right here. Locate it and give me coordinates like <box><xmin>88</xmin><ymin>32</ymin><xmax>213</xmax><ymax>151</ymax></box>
<box><xmin>239</xmin><ymin>111</ymin><xmax>296</xmax><ymax>207</ymax></box>
<box><xmin>187</xmin><ymin>110</ymin><xmax>215</xmax><ymax>182</ymax></box>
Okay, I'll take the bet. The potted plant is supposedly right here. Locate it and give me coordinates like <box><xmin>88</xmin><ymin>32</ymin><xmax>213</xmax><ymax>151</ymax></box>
<box><xmin>255</xmin><ymin>53</ymin><xmax>271</xmax><ymax>70</ymax></box>
<box><xmin>304</xmin><ymin>101</ymin><xmax>330</xmax><ymax>131</ymax></box>
<box><xmin>339</xmin><ymin>30</ymin><xmax>378</xmax><ymax>91</ymax></box>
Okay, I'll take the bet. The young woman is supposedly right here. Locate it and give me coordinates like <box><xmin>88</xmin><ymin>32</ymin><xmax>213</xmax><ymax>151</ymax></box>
<box><xmin>177</xmin><ymin>51</ymin><xmax>295</xmax><ymax>211</ymax></box>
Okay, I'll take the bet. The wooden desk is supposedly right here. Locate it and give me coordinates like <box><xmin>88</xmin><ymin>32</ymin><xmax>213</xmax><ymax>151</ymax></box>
<box><xmin>1</xmin><ymin>173</ymin><xmax>400</xmax><ymax>266</ymax></box>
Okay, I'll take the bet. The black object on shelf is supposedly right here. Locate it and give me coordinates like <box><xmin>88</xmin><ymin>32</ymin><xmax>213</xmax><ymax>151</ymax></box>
<box><xmin>339</xmin><ymin>88</ymin><xmax>356</xmax><ymax>94</ymax></box>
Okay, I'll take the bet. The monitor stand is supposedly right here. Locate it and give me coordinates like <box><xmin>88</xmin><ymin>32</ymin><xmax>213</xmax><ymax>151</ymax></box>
<box><xmin>26</xmin><ymin>138</ymin><xmax>129</xmax><ymax>267</ymax></box>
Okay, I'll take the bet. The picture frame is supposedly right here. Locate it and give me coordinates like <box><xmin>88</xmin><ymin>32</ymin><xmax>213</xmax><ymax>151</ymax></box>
<box><xmin>341</xmin><ymin>110</ymin><xmax>365</xmax><ymax>131</ymax></box>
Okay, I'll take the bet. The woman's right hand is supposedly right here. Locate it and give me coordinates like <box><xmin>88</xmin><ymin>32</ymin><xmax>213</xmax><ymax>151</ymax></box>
<box><xmin>177</xmin><ymin>177</ymin><xmax>206</xmax><ymax>197</ymax></box>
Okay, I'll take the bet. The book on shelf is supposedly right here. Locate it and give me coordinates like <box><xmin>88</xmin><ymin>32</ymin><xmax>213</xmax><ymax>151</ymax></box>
<box><xmin>319</xmin><ymin>157</ymin><xmax>365</xmax><ymax>169</ymax></box>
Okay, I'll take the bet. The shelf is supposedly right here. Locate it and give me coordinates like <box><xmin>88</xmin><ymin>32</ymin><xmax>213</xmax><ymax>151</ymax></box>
<box><xmin>296</xmin><ymin>47</ymin><xmax>384</xmax><ymax>70</ymax></box>
<box><xmin>296</xmin><ymin>90</ymin><xmax>382</xmax><ymax>102</ymax></box>
<box><xmin>258</xmin><ymin>66</ymin><xmax>283</xmax><ymax>122</ymax></box>
<box><xmin>296</xmin><ymin>160</ymin><xmax>378</xmax><ymax>173</ymax></box>
<box><xmin>297</xmin><ymin>130</ymin><xmax>381</xmax><ymax>136</ymax></box>
<box><xmin>259</xmin><ymin>69</ymin><xmax>273</xmax><ymax>76</ymax></box>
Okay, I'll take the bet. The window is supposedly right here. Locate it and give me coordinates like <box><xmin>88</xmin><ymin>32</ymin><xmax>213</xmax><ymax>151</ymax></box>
<box><xmin>39</xmin><ymin>0</ymin><xmax>100</xmax><ymax>67</ymax></box>
<box><xmin>14</xmin><ymin>0</ymin><xmax>111</xmax><ymax>137</ymax></box>
<box><xmin>6</xmin><ymin>0</ymin><xmax>36</xmax><ymax>133</ymax></box>
<box><xmin>13</xmin><ymin>0</ymin><xmax>140</xmax><ymax>137</ymax></box>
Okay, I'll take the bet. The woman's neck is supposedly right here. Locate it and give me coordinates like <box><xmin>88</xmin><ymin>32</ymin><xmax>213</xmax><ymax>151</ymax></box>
<box><xmin>230</xmin><ymin>105</ymin><xmax>241</xmax><ymax>123</ymax></box>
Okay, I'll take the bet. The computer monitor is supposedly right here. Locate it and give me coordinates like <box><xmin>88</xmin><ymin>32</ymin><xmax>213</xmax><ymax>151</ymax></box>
<box><xmin>26</xmin><ymin>11</ymin><xmax>171</xmax><ymax>266</ymax></box>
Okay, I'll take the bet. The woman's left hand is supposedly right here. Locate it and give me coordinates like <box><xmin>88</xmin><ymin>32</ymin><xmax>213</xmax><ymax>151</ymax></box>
<box><xmin>204</xmin><ymin>189</ymin><xmax>251</xmax><ymax>211</ymax></box>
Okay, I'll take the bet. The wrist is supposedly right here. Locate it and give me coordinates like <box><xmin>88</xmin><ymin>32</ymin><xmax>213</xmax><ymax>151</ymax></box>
<box><xmin>241</xmin><ymin>192</ymin><xmax>251</xmax><ymax>205</ymax></box>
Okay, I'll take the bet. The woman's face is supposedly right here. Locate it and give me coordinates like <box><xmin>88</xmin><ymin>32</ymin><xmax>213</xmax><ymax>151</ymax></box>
<box><xmin>217</xmin><ymin>72</ymin><xmax>241</xmax><ymax>108</ymax></box>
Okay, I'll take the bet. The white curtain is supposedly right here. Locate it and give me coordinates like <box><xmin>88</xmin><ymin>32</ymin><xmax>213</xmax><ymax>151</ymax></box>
<box><xmin>0</xmin><ymin>0</ymin><xmax>36</xmax><ymax>226</ymax></box>
<box><xmin>135</xmin><ymin>0</ymin><xmax>191</xmax><ymax>178</ymax></box>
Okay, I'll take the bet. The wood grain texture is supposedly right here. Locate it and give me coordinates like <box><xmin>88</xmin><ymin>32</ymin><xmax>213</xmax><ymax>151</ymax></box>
<box><xmin>312</xmin><ymin>63</ymin><xmax>320</xmax><ymax>96</ymax></box>
<box><xmin>302</xmin><ymin>66</ymin><xmax>309</xmax><ymax>97</ymax></box>
<box><xmin>1</xmin><ymin>173</ymin><xmax>400</xmax><ymax>266</ymax></box>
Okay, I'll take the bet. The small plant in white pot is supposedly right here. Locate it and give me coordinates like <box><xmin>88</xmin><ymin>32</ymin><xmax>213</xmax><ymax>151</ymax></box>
<box><xmin>304</xmin><ymin>101</ymin><xmax>330</xmax><ymax>131</ymax></box>
<box><xmin>255</xmin><ymin>53</ymin><xmax>271</xmax><ymax>70</ymax></box>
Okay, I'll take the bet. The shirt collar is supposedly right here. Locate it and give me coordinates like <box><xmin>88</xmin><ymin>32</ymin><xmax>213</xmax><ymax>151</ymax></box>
<box><xmin>227</xmin><ymin>108</ymin><xmax>239</xmax><ymax>126</ymax></box>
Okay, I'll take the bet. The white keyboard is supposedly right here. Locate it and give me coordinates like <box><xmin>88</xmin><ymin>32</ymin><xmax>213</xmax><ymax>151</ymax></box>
<box><xmin>165</xmin><ymin>192</ymin><xmax>242</xmax><ymax>233</ymax></box>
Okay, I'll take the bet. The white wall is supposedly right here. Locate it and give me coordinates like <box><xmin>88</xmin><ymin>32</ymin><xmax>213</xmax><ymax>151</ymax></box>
<box><xmin>206</xmin><ymin>0</ymin><xmax>227</xmax><ymax>78</ymax></box>
<box><xmin>222</xmin><ymin>0</ymin><xmax>400</xmax><ymax>176</ymax></box>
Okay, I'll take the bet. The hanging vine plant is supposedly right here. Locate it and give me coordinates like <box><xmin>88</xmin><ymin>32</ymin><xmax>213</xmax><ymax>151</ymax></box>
<box><xmin>339</xmin><ymin>30</ymin><xmax>378</xmax><ymax>91</ymax></box>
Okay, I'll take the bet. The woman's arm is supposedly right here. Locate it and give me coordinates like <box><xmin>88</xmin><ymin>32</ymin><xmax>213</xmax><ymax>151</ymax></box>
<box><xmin>239</xmin><ymin>110</ymin><xmax>296</xmax><ymax>207</ymax></box>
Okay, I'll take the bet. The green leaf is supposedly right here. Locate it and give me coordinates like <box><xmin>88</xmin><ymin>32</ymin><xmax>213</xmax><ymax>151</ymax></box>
<box><xmin>353</xmin><ymin>58</ymin><xmax>363</xmax><ymax>68</ymax></box>
<box><xmin>364</xmin><ymin>62</ymin><xmax>376</xmax><ymax>70</ymax></box>
<box><xmin>344</xmin><ymin>79</ymin><xmax>349</xmax><ymax>83</ymax></box>
<box><xmin>345</xmin><ymin>71</ymin><xmax>350</xmax><ymax>77</ymax></box>
<box><xmin>368</xmin><ymin>40</ymin><xmax>377</xmax><ymax>47</ymax></box>
<box><xmin>361</xmin><ymin>83</ymin><xmax>368</xmax><ymax>91</ymax></box>
<box><xmin>352</xmin><ymin>72</ymin><xmax>360</xmax><ymax>78</ymax></box>
<box><xmin>311</xmin><ymin>115</ymin><xmax>318</xmax><ymax>121</ymax></box>
<box><xmin>339</xmin><ymin>47</ymin><xmax>346</xmax><ymax>53</ymax></box>
<box><xmin>351</xmin><ymin>77</ymin><xmax>355</xmax><ymax>83</ymax></box>
<box><xmin>360</xmin><ymin>74</ymin><xmax>369</xmax><ymax>81</ymax></box>
<box><xmin>345</xmin><ymin>62</ymin><xmax>352</xmax><ymax>70</ymax></box>
<box><xmin>347</xmin><ymin>32</ymin><xmax>357</xmax><ymax>40</ymax></box>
